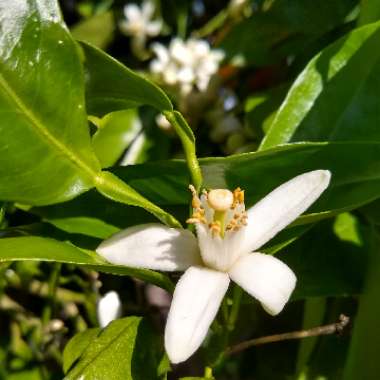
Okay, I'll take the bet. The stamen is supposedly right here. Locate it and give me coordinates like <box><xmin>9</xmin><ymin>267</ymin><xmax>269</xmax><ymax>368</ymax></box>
<box><xmin>187</xmin><ymin>184</ymin><xmax>206</xmax><ymax>225</ymax></box>
<box><xmin>232</xmin><ymin>187</ymin><xmax>245</xmax><ymax>208</ymax></box>
<box><xmin>187</xmin><ymin>185</ymin><xmax>248</xmax><ymax>237</ymax></box>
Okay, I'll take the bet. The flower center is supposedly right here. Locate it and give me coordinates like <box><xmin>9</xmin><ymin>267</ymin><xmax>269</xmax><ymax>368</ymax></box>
<box><xmin>187</xmin><ymin>185</ymin><xmax>247</xmax><ymax>238</ymax></box>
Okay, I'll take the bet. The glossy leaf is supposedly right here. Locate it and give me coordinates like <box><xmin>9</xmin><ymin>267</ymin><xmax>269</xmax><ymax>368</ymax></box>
<box><xmin>0</xmin><ymin>236</ymin><xmax>174</xmax><ymax>291</ymax></box>
<box><xmin>63</xmin><ymin>328</ymin><xmax>101</xmax><ymax>374</ymax></box>
<box><xmin>81</xmin><ymin>42</ymin><xmax>173</xmax><ymax>116</ymax></box>
<box><xmin>45</xmin><ymin>217</ymin><xmax>119</xmax><ymax>240</ymax></box>
<box><xmin>0</xmin><ymin>0</ymin><xmax>100</xmax><ymax>205</ymax></box>
<box><xmin>33</xmin><ymin>141</ymin><xmax>380</xmax><ymax>238</ymax></box>
<box><xmin>262</xmin><ymin>21</ymin><xmax>380</xmax><ymax>149</ymax></box>
<box><xmin>65</xmin><ymin>317</ymin><xmax>161</xmax><ymax>380</ymax></box>
<box><xmin>30</xmin><ymin>191</ymin><xmax>164</xmax><ymax>239</ymax></box>
<box><xmin>109</xmin><ymin>142</ymin><xmax>380</xmax><ymax>224</ymax></box>
<box><xmin>92</xmin><ymin>110</ymin><xmax>142</xmax><ymax>168</ymax></box>
<box><xmin>94</xmin><ymin>171</ymin><xmax>181</xmax><ymax>228</ymax></box>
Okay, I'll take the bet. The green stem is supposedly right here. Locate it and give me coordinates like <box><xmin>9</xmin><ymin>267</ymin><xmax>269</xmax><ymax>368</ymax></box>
<box><xmin>227</xmin><ymin>286</ymin><xmax>243</xmax><ymax>331</ymax></box>
<box><xmin>163</xmin><ymin>110</ymin><xmax>203</xmax><ymax>192</ymax></box>
<box><xmin>204</xmin><ymin>366</ymin><xmax>214</xmax><ymax>378</ymax></box>
<box><xmin>194</xmin><ymin>9</ymin><xmax>228</xmax><ymax>38</ymax></box>
<box><xmin>42</xmin><ymin>263</ymin><xmax>61</xmax><ymax>326</ymax></box>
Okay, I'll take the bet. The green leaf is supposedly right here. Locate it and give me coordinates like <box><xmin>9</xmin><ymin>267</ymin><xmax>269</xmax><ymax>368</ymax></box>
<box><xmin>95</xmin><ymin>171</ymin><xmax>181</xmax><ymax>228</ymax></box>
<box><xmin>0</xmin><ymin>236</ymin><xmax>174</xmax><ymax>292</ymax></box>
<box><xmin>6</xmin><ymin>369</ymin><xmax>43</xmax><ymax>380</ymax></box>
<box><xmin>45</xmin><ymin>216</ymin><xmax>119</xmax><ymax>240</ymax></box>
<box><xmin>29</xmin><ymin>191</ymin><xmax>165</xmax><ymax>239</ymax></box>
<box><xmin>65</xmin><ymin>317</ymin><xmax>161</xmax><ymax>380</ymax></box>
<box><xmin>261</xmin><ymin>21</ymin><xmax>380</xmax><ymax>149</ymax></box>
<box><xmin>343</xmin><ymin>228</ymin><xmax>380</xmax><ymax>379</ymax></box>
<box><xmin>63</xmin><ymin>328</ymin><xmax>101</xmax><ymax>374</ymax></box>
<box><xmin>0</xmin><ymin>0</ymin><xmax>101</xmax><ymax>205</ymax></box>
<box><xmin>110</xmin><ymin>142</ymin><xmax>380</xmax><ymax>223</ymax></box>
<box><xmin>33</xmin><ymin>141</ymin><xmax>380</xmax><ymax>240</ymax></box>
<box><xmin>284</xmin><ymin>218</ymin><xmax>368</xmax><ymax>298</ymax></box>
<box><xmin>92</xmin><ymin>110</ymin><xmax>142</xmax><ymax>168</ymax></box>
<box><xmin>221</xmin><ymin>0</ymin><xmax>356</xmax><ymax>66</ymax></box>
<box><xmin>71</xmin><ymin>11</ymin><xmax>114</xmax><ymax>49</ymax></box>
<box><xmin>81</xmin><ymin>42</ymin><xmax>173</xmax><ymax>116</ymax></box>
<box><xmin>358</xmin><ymin>0</ymin><xmax>380</xmax><ymax>25</ymax></box>
<box><xmin>245</xmin><ymin>84</ymin><xmax>289</xmax><ymax>136</ymax></box>
<box><xmin>31</xmin><ymin>140</ymin><xmax>380</xmax><ymax>245</ymax></box>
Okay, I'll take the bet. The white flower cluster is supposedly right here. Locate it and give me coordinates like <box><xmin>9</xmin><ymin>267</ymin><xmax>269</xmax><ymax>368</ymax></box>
<box><xmin>150</xmin><ymin>38</ymin><xmax>224</xmax><ymax>95</ymax></box>
<box><xmin>120</xmin><ymin>1</ymin><xmax>162</xmax><ymax>48</ymax></box>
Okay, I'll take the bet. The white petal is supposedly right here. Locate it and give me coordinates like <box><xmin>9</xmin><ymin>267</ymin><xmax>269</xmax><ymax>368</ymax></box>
<box><xmin>142</xmin><ymin>0</ymin><xmax>154</xmax><ymax>18</ymax></box>
<box><xmin>97</xmin><ymin>291</ymin><xmax>122</xmax><ymax>327</ymax></box>
<box><xmin>242</xmin><ymin>170</ymin><xmax>331</xmax><ymax>254</ymax></box>
<box><xmin>196</xmin><ymin>223</ymin><xmax>244</xmax><ymax>272</ymax></box>
<box><xmin>124</xmin><ymin>4</ymin><xmax>141</xmax><ymax>21</ymax></box>
<box><xmin>177</xmin><ymin>66</ymin><xmax>195</xmax><ymax>83</ymax></box>
<box><xmin>165</xmin><ymin>266</ymin><xmax>230</xmax><ymax>363</ymax></box>
<box><xmin>171</xmin><ymin>38</ymin><xmax>192</xmax><ymax>64</ymax></box>
<box><xmin>150</xmin><ymin>59</ymin><xmax>164</xmax><ymax>74</ymax></box>
<box><xmin>96</xmin><ymin>224</ymin><xmax>201</xmax><ymax>271</ymax></box>
<box><xmin>146</xmin><ymin>20</ymin><xmax>162</xmax><ymax>36</ymax></box>
<box><xmin>151</xmin><ymin>43</ymin><xmax>169</xmax><ymax>63</ymax></box>
<box><xmin>229</xmin><ymin>253</ymin><xmax>296</xmax><ymax>315</ymax></box>
<box><xmin>163</xmin><ymin>64</ymin><xmax>179</xmax><ymax>84</ymax></box>
<box><xmin>196</xmin><ymin>75</ymin><xmax>210</xmax><ymax>92</ymax></box>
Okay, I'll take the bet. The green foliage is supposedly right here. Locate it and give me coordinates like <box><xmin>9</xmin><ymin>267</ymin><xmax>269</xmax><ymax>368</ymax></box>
<box><xmin>71</xmin><ymin>11</ymin><xmax>115</xmax><ymax>49</ymax></box>
<box><xmin>64</xmin><ymin>317</ymin><xmax>161</xmax><ymax>380</ymax></box>
<box><xmin>1</xmin><ymin>0</ymin><xmax>380</xmax><ymax>378</ymax></box>
<box><xmin>63</xmin><ymin>328</ymin><xmax>101</xmax><ymax>373</ymax></box>
<box><xmin>81</xmin><ymin>42</ymin><xmax>173</xmax><ymax>116</ymax></box>
<box><xmin>0</xmin><ymin>237</ymin><xmax>174</xmax><ymax>291</ymax></box>
<box><xmin>0</xmin><ymin>0</ymin><xmax>100</xmax><ymax>205</ymax></box>
<box><xmin>221</xmin><ymin>0</ymin><xmax>357</xmax><ymax>66</ymax></box>
<box><xmin>262</xmin><ymin>20</ymin><xmax>380</xmax><ymax>148</ymax></box>
<box><xmin>92</xmin><ymin>110</ymin><xmax>142</xmax><ymax>168</ymax></box>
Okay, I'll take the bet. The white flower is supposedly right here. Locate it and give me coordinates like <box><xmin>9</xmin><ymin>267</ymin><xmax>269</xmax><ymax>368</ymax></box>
<box><xmin>120</xmin><ymin>1</ymin><xmax>162</xmax><ymax>47</ymax></box>
<box><xmin>150</xmin><ymin>38</ymin><xmax>224</xmax><ymax>95</ymax></box>
<box><xmin>96</xmin><ymin>170</ymin><xmax>331</xmax><ymax>363</ymax></box>
<box><xmin>97</xmin><ymin>291</ymin><xmax>122</xmax><ymax>328</ymax></box>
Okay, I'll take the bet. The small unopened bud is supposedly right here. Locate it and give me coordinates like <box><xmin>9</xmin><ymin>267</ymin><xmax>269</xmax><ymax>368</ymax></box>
<box><xmin>97</xmin><ymin>291</ymin><xmax>122</xmax><ymax>328</ymax></box>
<box><xmin>49</xmin><ymin>319</ymin><xmax>64</xmax><ymax>332</ymax></box>
<box><xmin>208</xmin><ymin>189</ymin><xmax>234</xmax><ymax>211</ymax></box>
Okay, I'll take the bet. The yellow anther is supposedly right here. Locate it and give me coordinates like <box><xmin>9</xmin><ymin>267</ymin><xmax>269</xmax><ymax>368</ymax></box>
<box><xmin>208</xmin><ymin>189</ymin><xmax>234</xmax><ymax>211</ymax></box>
<box><xmin>232</xmin><ymin>187</ymin><xmax>245</xmax><ymax>208</ymax></box>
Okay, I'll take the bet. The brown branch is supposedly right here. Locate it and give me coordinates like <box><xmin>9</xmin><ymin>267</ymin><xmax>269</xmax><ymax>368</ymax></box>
<box><xmin>226</xmin><ymin>314</ymin><xmax>350</xmax><ymax>356</ymax></box>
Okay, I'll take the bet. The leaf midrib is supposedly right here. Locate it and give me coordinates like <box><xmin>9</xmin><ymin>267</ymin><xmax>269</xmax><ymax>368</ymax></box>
<box><xmin>0</xmin><ymin>72</ymin><xmax>98</xmax><ymax>180</ymax></box>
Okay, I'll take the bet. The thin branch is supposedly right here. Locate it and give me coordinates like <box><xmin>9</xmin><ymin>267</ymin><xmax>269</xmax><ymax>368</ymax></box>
<box><xmin>226</xmin><ymin>314</ymin><xmax>350</xmax><ymax>356</ymax></box>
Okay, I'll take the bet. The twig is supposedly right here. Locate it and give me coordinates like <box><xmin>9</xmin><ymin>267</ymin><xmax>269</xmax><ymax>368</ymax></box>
<box><xmin>226</xmin><ymin>314</ymin><xmax>350</xmax><ymax>356</ymax></box>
